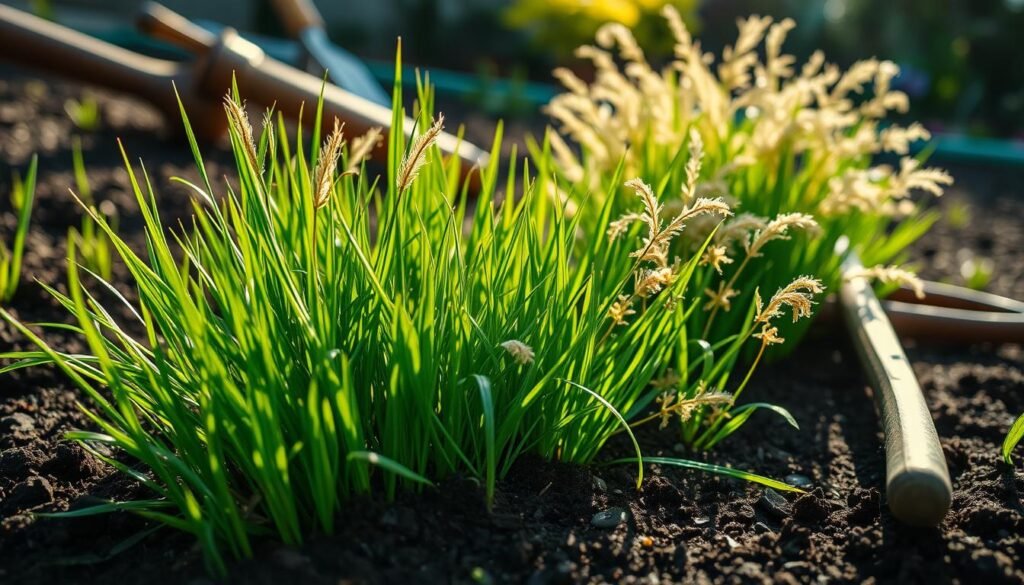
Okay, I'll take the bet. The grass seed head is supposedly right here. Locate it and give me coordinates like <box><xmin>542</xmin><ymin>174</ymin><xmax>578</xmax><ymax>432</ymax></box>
<box><xmin>396</xmin><ymin>114</ymin><xmax>444</xmax><ymax>192</ymax></box>
<box><xmin>222</xmin><ymin>95</ymin><xmax>261</xmax><ymax>176</ymax></box>
<box><xmin>313</xmin><ymin>118</ymin><xmax>346</xmax><ymax>210</ymax></box>
<box><xmin>845</xmin><ymin>264</ymin><xmax>925</xmax><ymax>299</ymax></box>
<box><xmin>500</xmin><ymin>340</ymin><xmax>535</xmax><ymax>365</ymax></box>
<box><xmin>755</xmin><ymin>277</ymin><xmax>825</xmax><ymax>325</ymax></box>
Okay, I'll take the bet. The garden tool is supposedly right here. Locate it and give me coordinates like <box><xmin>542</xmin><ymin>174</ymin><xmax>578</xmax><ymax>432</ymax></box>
<box><xmin>0</xmin><ymin>3</ymin><xmax>226</xmax><ymax>139</ymax></box>
<box><xmin>134</xmin><ymin>3</ymin><xmax>487</xmax><ymax>182</ymax></box>
<box><xmin>267</xmin><ymin>0</ymin><xmax>390</xmax><ymax>107</ymax></box>
<box><xmin>838</xmin><ymin>238</ymin><xmax>953</xmax><ymax>527</ymax></box>
<box><xmin>883</xmin><ymin>280</ymin><xmax>1024</xmax><ymax>344</ymax></box>
<box><xmin>0</xmin><ymin>4</ymin><xmax>488</xmax><ymax>185</ymax></box>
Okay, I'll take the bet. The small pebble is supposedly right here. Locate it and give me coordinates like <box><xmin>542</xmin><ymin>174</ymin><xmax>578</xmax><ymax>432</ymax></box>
<box><xmin>759</xmin><ymin>488</ymin><xmax>793</xmax><ymax>519</ymax></box>
<box><xmin>693</xmin><ymin>515</ymin><xmax>710</xmax><ymax>525</ymax></box>
<box><xmin>592</xmin><ymin>475</ymin><xmax>607</xmax><ymax>492</ymax></box>
<box><xmin>784</xmin><ymin>473</ymin><xmax>813</xmax><ymax>489</ymax></box>
<box><xmin>640</xmin><ymin>535</ymin><xmax>654</xmax><ymax>548</ymax></box>
<box><xmin>591</xmin><ymin>507</ymin><xmax>628</xmax><ymax>528</ymax></box>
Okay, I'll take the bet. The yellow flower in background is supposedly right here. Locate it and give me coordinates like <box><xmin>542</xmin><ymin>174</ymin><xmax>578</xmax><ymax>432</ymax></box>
<box><xmin>504</xmin><ymin>0</ymin><xmax>699</xmax><ymax>58</ymax></box>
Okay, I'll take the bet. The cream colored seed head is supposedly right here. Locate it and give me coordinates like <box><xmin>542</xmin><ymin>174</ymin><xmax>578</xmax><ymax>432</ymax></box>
<box><xmin>500</xmin><ymin>340</ymin><xmax>534</xmax><ymax>365</ymax></box>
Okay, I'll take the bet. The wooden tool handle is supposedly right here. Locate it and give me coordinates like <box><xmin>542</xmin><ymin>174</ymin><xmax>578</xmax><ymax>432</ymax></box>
<box><xmin>0</xmin><ymin>4</ymin><xmax>177</xmax><ymax>101</ymax></box>
<box><xmin>137</xmin><ymin>1</ymin><xmax>216</xmax><ymax>54</ymax></box>
<box><xmin>136</xmin><ymin>4</ymin><xmax>487</xmax><ymax>185</ymax></box>
<box><xmin>270</xmin><ymin>0</ymin><xmax>325</xmax><ymax>36</ymax></box>
<box><xmin>839</xmin><ymin>246</ymin><xmax>952</xmax><ymax>527</ymax></box>
<box><xmin>883</xmin><ymin>301</ymin><xmax>1024</xmax><ymax>344</ymax></box>
<box><xmin>0</xmin><ymin>4</ymin><xmax>225</xmax><ymax>139</ymax></box>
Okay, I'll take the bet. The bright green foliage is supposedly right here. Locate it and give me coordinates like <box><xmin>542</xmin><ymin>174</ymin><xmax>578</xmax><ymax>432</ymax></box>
<box><xmin>0</xmin><ymin>66</ymin><xmax>793</xmax><ymax>573</ymax></box>
<box><xmin>1004</xmin><ymin>413</ymin><xmax>1024</xmax><ymax>465</ymax></box>
<box><xmin>0</xmin><ymin>155</ymin><xmax>37</xmax><ymax>303</ymax></box>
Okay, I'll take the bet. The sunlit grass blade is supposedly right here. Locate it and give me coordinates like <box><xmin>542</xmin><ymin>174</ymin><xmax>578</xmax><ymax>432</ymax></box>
<box><xmin>1003</xmin><ymin>413</ymin><xmax>1024</xmax><ymax>465</ymax></box>
<box><xmin>604</xmin><ymin>456</ymin><xmax>805</xmax><ymax>493</ymax></box>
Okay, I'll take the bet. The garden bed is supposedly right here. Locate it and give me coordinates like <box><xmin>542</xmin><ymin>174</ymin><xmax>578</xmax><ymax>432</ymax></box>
<box><xmin>0</xmin><ymin>73</ymin><xmax>1021</xmax><ymax>584</ymax></box>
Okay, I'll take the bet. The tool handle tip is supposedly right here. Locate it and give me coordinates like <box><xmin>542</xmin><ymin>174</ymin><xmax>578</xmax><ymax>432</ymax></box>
<box><xmin>887</xmin><ymin>468</ymin><xmax>952</xmax><ymax>527</ymax></box>
<box><xmin>270</xmin><ymin>0</ymin><xmax>325</xmax><ymax>36</ymax></box>
<box><xmin>137</xmin><ymin>2</ymin><xmax>216</xmax><ymax>54</ymax></box>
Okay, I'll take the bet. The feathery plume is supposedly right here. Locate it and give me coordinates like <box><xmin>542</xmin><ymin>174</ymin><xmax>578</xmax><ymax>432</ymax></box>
<box><xmin>500</xmin><ymin>340</ymin><xmax>534</xmax><ymax>365</ymax></box>
<box><xmin>845</xmin><ymin>264</ymin><xmax>925</xmax><ymax>299</ymax></box>
<box><xmin>223</xmin><ymin>95</ymin><xmax>261</xmax><ymax>177</ymax></box>
<box><xmin>699</xmin><ymin>245</ymin><xmax>734</xmax><ymax>274</ymax></box>
<box><xmin>608</xmin><ymin>295</ymin><xmax>636</xmax><ymax>326</ymax></box>
<box><xmin>397</xmin><ymin>114</ymin><xmax>444</xmax><ymax>192</ymax></box>
<box><xmin>754</xmin><ymin>277</ymin><xmax>825</xmax><ymax>325</ymax></box>
<box><xmin>746</xmin><ymin>213</ymin><xmax>818</xmax><ymax>257</ymax></box>
<box><xmin>704</xmin><ymin>282</ymin><xmax>739</xmax><ymax>311</ymax></box>
<box><xmin>312</xmin><ymin>118</ymin><xmax>345</xmax><ymax>210</ymax></box>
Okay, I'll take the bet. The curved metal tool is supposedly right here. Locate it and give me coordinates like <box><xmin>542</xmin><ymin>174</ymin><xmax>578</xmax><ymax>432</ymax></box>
<box><xmin>883</xmin><ymin>280</ymin><xmax>1024</xmax><ymax>344</ymax></box>
<box><xmin>269</xmin><ymin>0</ymin><xmax>390</xmax><ymax>106</ymax></box>
<box><xmin>838</xmin><ymin>239</ymin><xmax>953</xmax><ymax>527</ymax></box>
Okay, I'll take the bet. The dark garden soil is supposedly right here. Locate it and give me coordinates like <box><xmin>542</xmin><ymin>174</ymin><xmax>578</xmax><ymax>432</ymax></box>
<box><xmin>1</xmin><ymin>72</ymin><xmax>1022</xmax><ymax>584</ymax></box>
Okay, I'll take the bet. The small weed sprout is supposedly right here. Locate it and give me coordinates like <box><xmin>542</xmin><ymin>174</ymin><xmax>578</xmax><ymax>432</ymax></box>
<box><xmin>1004</xmin><ymin>413</ymin><xmax>1024</xmax><ymax>465</ymax></box>
<box><xmin>69</xmin><ymin>137</ymin><xmax>115</xmax><ymax>280</ymax></box>
<box><xmin>64</xmin><ymin>92</ymin><xmax>101</xmax><ymax>132</ymax></box>
<box><xmin>0</xmin><ymin>155</ymin><xmax>37</xmax><ymax>303</ymax></box>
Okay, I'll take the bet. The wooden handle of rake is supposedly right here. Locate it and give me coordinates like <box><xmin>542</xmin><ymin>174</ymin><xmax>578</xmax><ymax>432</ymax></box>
<box><xmin>138</xmin><ymin>2</ymin><xmax>487</xmax><ymax>186</ymax></box>
<box><xmin>0</xmin><ymin>3</ymin><xmax>225</xmax><ymax>138</ymax></box>
<box><xmin>270</xmin><ymin>0</ymin><xmax>325</xmax><ymax>36</ymax></box>
<box><xmin>838</xmin><ymin>243</ymin><xmax>952</xmax><ymax>527</ymax></box>
<box><xmin>137</xmin><ymin>1</ymin><xmax>217</xmax><ymax>54</ymax></box>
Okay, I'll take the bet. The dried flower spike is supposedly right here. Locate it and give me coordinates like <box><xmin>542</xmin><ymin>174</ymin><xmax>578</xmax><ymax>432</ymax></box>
<box><xmin>699</xmin><ymin>245</ymin><xmax>733</xmax><ymax>274</ymax></box>
<box><xmin>500</xmin><ymin>340</ymin><xmax>534</xmax><ymax>365</ymax></box>
<box><xmin>846</xmin><ymin>264</ymin><xmax>925</xmax><ymax>299</ymax></box>
<box><xmin>312</xmin><ymin>118</ymin><xmax>345</xmax><ymax>210</ymax></box>
<box><xmin>397</xmin><ymin>115</ymin><xmax>445</xmax><ymax>192</ymax></box>
<box><xmin>746</xmin><ymin>213</ymin><xmax>818</xmax><ymax>257</ymax></box>
<box><xmin>608</xmin><ymin>295</ymin><xmax>636</xmax><ymax>326</ymax></box>
<box><xmin>754</xmin><ymin>277</ymin><xmax>825</xmax><ymax>325</ymax></box>
<box><xmin>223</xmin><ymin>95</ymin><xmax>261</xmax><ymax>177</ymax></box>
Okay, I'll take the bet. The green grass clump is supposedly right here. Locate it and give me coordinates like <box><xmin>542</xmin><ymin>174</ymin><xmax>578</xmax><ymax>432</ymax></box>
<box><xmin>536</xmin><ymin>8</ymin><xmax>952</xmax><ymax>447</ymax></box>
<box><xmin>0</xmin><ymin>155</ymin><xmax>37</xmax><ymax>303</ymax></box>
<box><xmin>0</xmin><ymin>66</ymin><xmax>798</xmax><ymax>573</ymax></box>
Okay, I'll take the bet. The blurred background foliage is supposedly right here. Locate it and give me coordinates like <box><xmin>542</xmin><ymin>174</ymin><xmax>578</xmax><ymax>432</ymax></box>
<box><xmin>12</xmin><ymin>0</ymin><xmax>1024</xmax><ymax>137</ymax></box>
<box><xmin>321</xmin><ymin>0</ymin><xmax>1024</xmax><ymax>138</ymax></box>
